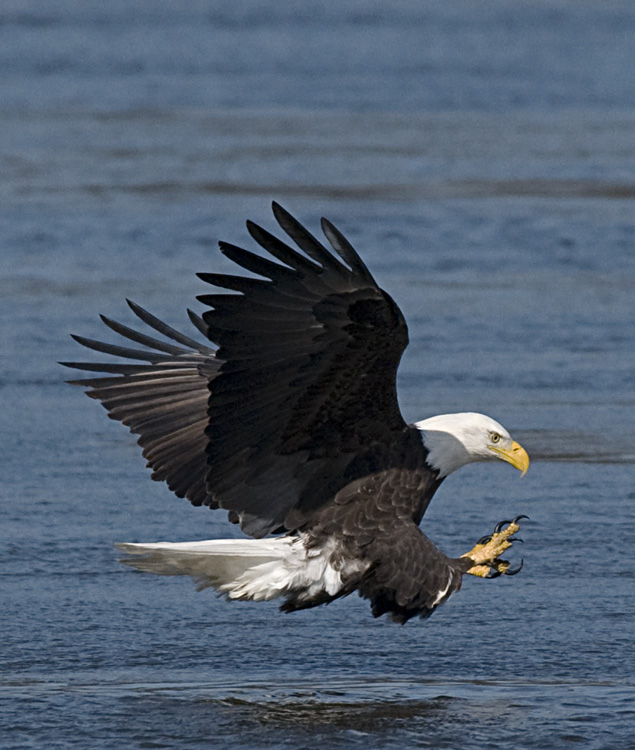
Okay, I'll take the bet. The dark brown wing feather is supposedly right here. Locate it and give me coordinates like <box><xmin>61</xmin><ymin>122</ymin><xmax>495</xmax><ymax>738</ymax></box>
<box><xmin>198</xmin><ymin>202</ymin><xmax>416</xmax><ymax>536</ymax></box>
<box><xmin>62</xmin><ymin>301</ymin><xmax>219</xmax><ymax>507</ymax></box>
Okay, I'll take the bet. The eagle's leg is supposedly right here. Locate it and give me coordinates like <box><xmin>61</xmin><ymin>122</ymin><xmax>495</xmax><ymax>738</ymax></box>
<box><xmin>460</xmin><ymin>515</ymin><xmax>527</xmax><ymax>578</ymax></box>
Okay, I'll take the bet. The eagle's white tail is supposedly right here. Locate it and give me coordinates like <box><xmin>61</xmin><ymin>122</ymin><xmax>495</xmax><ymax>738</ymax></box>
<box><xmin>115</xmin><ymin>536</ymin><xmax>357</xmax><ymax>602</ymax></box>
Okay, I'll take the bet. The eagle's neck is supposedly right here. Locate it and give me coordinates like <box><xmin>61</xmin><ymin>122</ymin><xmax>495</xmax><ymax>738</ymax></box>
<box><xmin>414</xmin><ymin>413</ymin><xmax>482</xmax><ymax>478</ymax></box>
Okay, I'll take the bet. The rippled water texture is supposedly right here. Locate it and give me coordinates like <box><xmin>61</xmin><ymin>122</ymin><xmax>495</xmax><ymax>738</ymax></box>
<box><xmin>2</xmin><ymin>2</ymin><xmax>635</xmax><ymax>749</ymax></box>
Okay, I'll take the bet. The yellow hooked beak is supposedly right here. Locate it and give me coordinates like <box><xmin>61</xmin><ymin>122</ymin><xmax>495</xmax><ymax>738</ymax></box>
<box><xmin>489</xmin><ymin>440</ymin><xmax>530</xmax><ymax>476</ymax></box>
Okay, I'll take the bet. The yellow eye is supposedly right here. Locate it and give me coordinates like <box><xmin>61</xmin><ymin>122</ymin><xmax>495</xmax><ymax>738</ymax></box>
<box><xmin>490</xmin><ymin>432</ymin><xmax>501</xmax><ymax>444</ymax></box>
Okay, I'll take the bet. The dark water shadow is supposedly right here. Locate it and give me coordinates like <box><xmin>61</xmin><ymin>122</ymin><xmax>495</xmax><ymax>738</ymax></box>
<box><xmin>209</xmin><ymin>692</ymin><xmax>453</xmax><ymax>731</ymax></box>
<box><xmin>4</xmin><ymin>676</ymin><xmax>634</xmax><ymax>749</ymax></box>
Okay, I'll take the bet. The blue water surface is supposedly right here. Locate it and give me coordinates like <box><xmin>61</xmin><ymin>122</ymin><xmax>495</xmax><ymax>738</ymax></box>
<box><xmin>1</xmin><ymin>2</ymin><xmax>635</xmax><ymax>749</ymax></box>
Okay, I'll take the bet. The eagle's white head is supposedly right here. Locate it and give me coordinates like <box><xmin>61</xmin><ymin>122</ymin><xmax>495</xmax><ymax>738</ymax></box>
<box><xmin>414</xmin><ymin>412</ymin><xmax>529</xmax><ymax>479</ymax></box>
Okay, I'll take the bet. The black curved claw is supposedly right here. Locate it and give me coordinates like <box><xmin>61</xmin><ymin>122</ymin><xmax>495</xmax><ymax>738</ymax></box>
<box><xmin>494</xmin><ymin>520</ymin><xmax>511</xmax><ymax>534</ymax></box>
<box><xmin>477</xmin><ymin>535</ymin><xmax>492</xmax><ymax>545</ymax></box>
<box><xmin>507</xmin><ymin>537</ymin><xmax>524</xmax><ymax>544</ymax></box>
<box><xmin>512</xmin><ymin>514</ymin><xmax>529</xmax><ymax>524</ymax></box>
<box><xmin>503</xmin><ymin>559</ymin><xmax>524</xmax><ymax>576</ymax></box>
<box><xmin>486</xmin><ymin>566</ymin><xmax>502</xmax><ymax>579</ymax></box>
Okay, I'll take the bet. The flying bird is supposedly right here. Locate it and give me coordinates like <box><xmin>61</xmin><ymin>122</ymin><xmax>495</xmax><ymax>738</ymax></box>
<box><xmin>64</xmin><ymin>203</ymin><xmax>529</xmax><ymax>623</ymax></box>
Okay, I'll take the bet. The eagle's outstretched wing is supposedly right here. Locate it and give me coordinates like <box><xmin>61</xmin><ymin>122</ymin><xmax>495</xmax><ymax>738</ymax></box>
<box><xmin>64</xmin><ymin>203</ymin><xmax>421</xmax><ymax>537</ymax></box>
<box><xmin>199</xmin><ymin>203</ymin><xmax>413</xmax><ymax>535</ymax></box>
<box><xmin>62</xmin><ymin>301</ymin><xmax>218</xmax><ymax>507</ymax></box>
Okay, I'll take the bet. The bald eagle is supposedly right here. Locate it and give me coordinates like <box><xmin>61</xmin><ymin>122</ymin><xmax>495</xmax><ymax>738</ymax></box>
<box><xmin>64</xmin><ymin>203</ymin><xmax>529</xmax><ymax>623</ymax></box>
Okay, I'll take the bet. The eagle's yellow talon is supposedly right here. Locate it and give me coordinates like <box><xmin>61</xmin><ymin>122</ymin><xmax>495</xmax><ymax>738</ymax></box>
<box><xmin>461</xmin><ymin>517</ymin><xmax>526</xmax><ymax>578</ymax></box>
<box><xmin>465</xmin><ymin>564</ymin><xmax>493</xmax><ymax>578</ymax></box>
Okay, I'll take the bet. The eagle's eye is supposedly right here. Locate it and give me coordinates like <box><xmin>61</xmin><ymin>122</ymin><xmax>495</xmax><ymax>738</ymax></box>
<box><xmin>490</xmin><ymin>432</ymin><xmax>501</xmax><ymax>444</ymax></box>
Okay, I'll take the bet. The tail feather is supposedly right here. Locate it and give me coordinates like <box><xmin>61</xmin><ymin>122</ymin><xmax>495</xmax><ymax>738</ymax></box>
<box><xmin>116</xmin><ymin>537</ymin><xmax>298</xmax><ymax>599</ymax></box>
